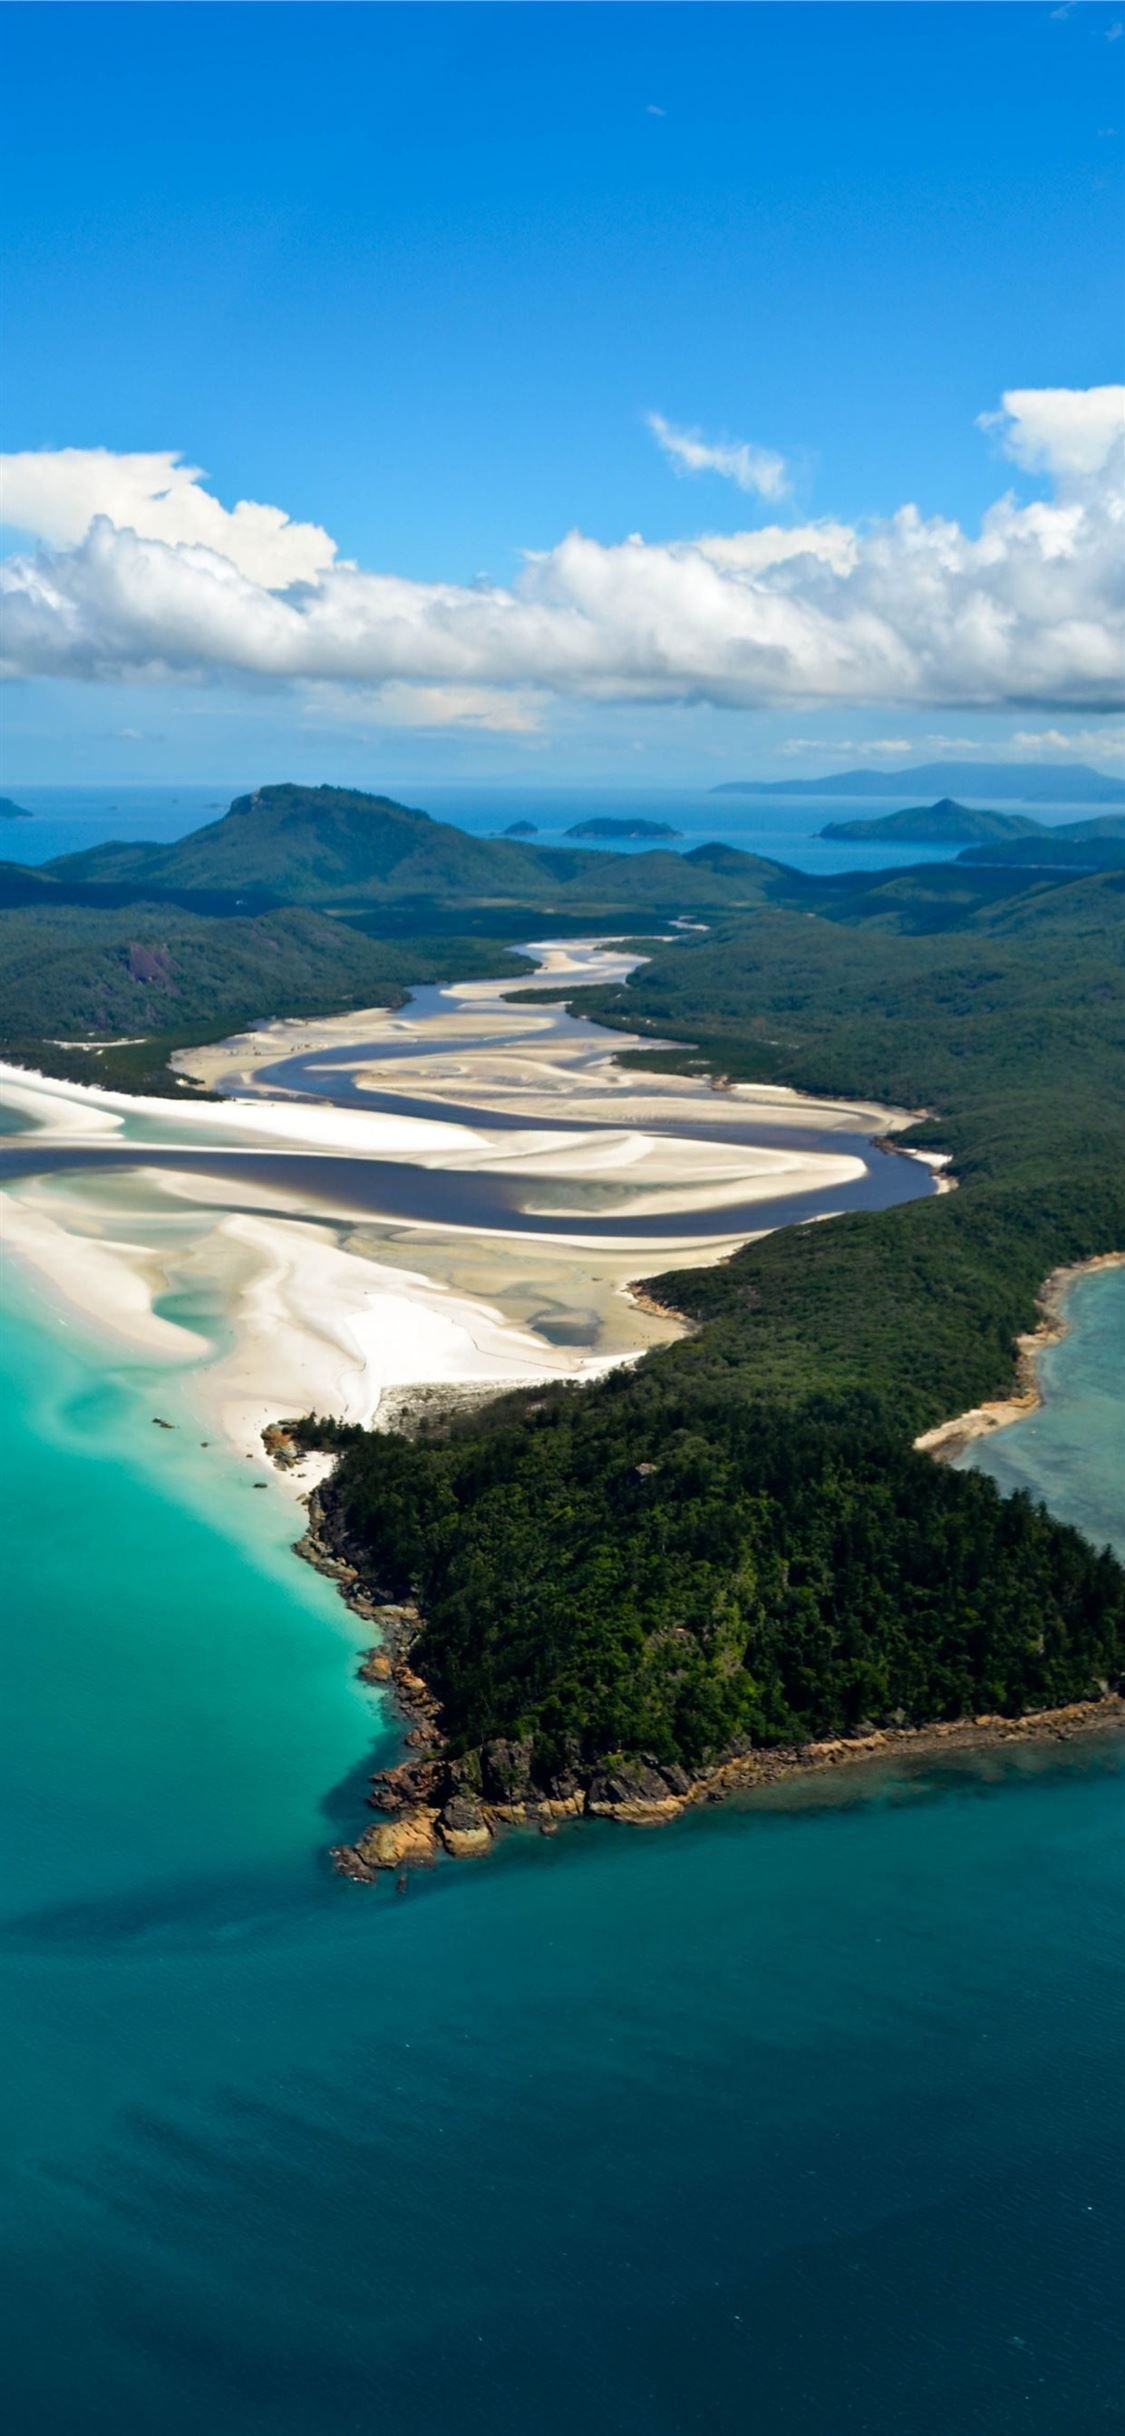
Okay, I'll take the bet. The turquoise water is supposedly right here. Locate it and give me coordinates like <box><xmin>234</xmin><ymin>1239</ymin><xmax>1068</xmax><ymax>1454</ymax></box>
<box><xmin>1</xmin><ymin>1270</ymin><xmax>1123</xmax><ymax>2431</ymax></box>
<box><xmin>956</xmin><ymin>1265</ymin><xmax>1125</xmax><ymax>1560</ymax></box>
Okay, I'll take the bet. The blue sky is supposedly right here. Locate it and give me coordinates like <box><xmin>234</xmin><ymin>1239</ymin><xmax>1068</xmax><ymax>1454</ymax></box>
<box><xmin>2</xmin><ymin>2</ymin><xmax>1123</xmax><ymax>788</ymax></box>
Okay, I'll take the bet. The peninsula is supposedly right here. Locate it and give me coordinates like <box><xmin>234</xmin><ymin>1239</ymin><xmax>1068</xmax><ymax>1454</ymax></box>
<box><xmin>3</xmin><ymin>780</ymin><xmax>1122</xmax><ymax>1883</ymax></box>
<box><xmin>282</xmin><ymin>849</ymin><xmax>1125</xmax><ymax>1871</ymax></box>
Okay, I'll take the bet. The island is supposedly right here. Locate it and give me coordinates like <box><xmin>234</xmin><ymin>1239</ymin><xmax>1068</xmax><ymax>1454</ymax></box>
<box><xmin>0</xmin><ymin>796</ymin><xmax>31</xmax><ymax>821</ymax></box>
<box><xmin>712</xmin><ymin>759</ymin><xmax>1125</xmax><ymax>805</ymax></box>
<box><xmin>818</xmin><ymin>798</ymin><xmax>1125</xmax><ymax>865</ymax></box>
<box><xmin>563</xmin><ymin>816</ymin><xmax>682</xmax><ymax>841</ymax></box>
<box><xmin>819</xmin><ymin>798</ymin><xmax>1038</xmax><ymax>845</ymax></box>
<box><xmin>501</xmin><ymin>820</ymin><xmax>539</xmax><ymax>837</ymax></box>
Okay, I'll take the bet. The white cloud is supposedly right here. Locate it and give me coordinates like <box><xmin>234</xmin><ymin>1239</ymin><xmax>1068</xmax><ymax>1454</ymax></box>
<box><xmin>647</xmin><ymin>412</ymin><xmax>789</xmax><ymax>500</ymax></box>
<box><xmin>1010</xmin><ymin>723</ymin><xmax>1125</xmax><ymax>761</ymax></box>
<box><xmin>303</xmin><ymin>681</ymin><xmax>545</xmax><ymax>734</ymax></box>
<box><xmin>979</xmin><ymin>385</ymin><xmax>1124</xmax><ymax>481</ymax></box>
<box><xmin>2</xmin><ymin>389</ymin><xmax>1122</xmax><ymax>719</ymax></box>
<box><xmin>0</xmin><ymin>447</ymin><xmax>336</xmax><ymax>587</ymax></box>
<box><xmin>781</xmin><ymin>736</ymin><xmax>915</xmax><ymax>758</ymax></box>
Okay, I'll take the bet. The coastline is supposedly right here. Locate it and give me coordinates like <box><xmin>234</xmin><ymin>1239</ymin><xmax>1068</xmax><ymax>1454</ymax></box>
<box><xmin>0</xmin><ymin>947</ymin><xmax>924</xmax><ymax>1485</ymax></box>
<box><xmin>915</xmin><ymin>1251</ymin><xmax>1125</xmax><ymax>1463</ymax></box>
<box><xmin>285</xmin><ymin>1462</ymin><xmax>1125</xmax><ymax>1878</ymax></box>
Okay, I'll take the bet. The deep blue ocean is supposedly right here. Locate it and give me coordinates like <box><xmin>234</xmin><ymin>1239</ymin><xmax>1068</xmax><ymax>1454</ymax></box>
<box><xmin>1</xmin><ymin>789</ymin><xmax>1123</xmax><ymax>2429</ymax></box>
<box><xmin>0</xmin><ymin>1259</ymin><xmax>1122</xmax><ymax>2432</ymax></box>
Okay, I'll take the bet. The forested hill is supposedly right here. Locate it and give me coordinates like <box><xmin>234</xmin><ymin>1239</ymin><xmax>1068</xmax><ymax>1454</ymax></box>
<box><xmin>304</xmin><ymin>865</ymin><xmax>1125</xmax><ymax>1814</ymax></box>
<box><xmin>820</xmin><ymin>799</ymin><xmax>1039</xmax><ymax>844</ymax></box>
<box><xmin>0</xmin><ymin>903</ymin><xmax>441</xmax><ymax>1043</ymax></box>
<box><xmin>41</xmin><ymin>782</ymin><xmax>776</xmax><ymax>915</ymax></box>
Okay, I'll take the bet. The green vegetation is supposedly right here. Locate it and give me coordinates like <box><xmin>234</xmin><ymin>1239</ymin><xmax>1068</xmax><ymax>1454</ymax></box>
<box><xmin>821</xmin><ymin>798</ymin><xmax>1039</xmax><ymax>844</ymax></box>
<box><xmin>959</xmin><ymin>820</ymin><xmax>1125</xmax><ymax>873</ymax></box>
<box><xmin>6</xmin><ymin>775</ymin><xmax>1123</xmax><ymax>1793</ymax></box>
<box><xmin>0</xmin><ymin>899</ymin><xmax>532</xmax><ymax>1089</ymax></box>
<box><xmin>43</xmin><ymin>783</ymin><xmax>768</xmax><ymax>917</ymax></box>
<box><xmin>563</xmin><ymin>817</ymin><xmax>681</xmax><ymax>840</ymax></box>
<box><xmin>305</xmin><ymin>863</ymin><xmax>1125</xmax><ymax>1793</ymax></box>
<box><xmin>312</xmin><ymin>1391</ymin><xmax>1123</xmax><ymax>1780</ymax></box>
<box><xmin>818</xmin><ymin>798</ymin><xmax>1125</xmax><ymax>864</ymax></box>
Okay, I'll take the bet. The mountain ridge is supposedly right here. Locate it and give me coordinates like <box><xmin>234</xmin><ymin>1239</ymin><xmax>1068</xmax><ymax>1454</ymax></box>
<box><xmin>42</xmin><ymin>782</ymin><xmax>777</xmax><ymax>915</ymax></box>
<box><xmin>820</xmin><ymin>798</ymin><xmax>1040</xmax><ymax>845</ymax></box>
<box><xmin>713</xmin><ymin>760</ymin><xmax>1125</xmax><ymax>805</ymax></box>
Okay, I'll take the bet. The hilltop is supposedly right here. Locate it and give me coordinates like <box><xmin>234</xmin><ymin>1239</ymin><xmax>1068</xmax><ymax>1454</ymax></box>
<box><xmin>958</xmin><ymin>813</ymin><xmax>1125</xmax><ymax>873</ymax></box>
<box><xmin>564</xmin><ymin>817</ymin><xmax>681</xmax><ymax>841</ymax></box>
<box><xmin>713</xmin><ymin>760</ymin><xmax>1125</xmax><ymax>806</ymax></box>
<box><xmin>43</xmin><ymin>782</ymin><xmax>774</xmax><ymax>918</ymax></box>
<box><xmin>820</xmin><ymin>798</ymin><xmax>1039</xmax><ymax>845</ymax></box>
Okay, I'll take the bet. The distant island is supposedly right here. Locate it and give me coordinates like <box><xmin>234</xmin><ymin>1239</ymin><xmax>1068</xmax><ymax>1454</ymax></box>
<box><xmin>502</xmin><ymin>820</ymin><xmax>538</xmax><ymax>838</ymax></box>
<box><xmin>821</xmin><ymin>798</ymin><xmax>1039</xmax><ymax>845</ymax></box>
<box><xmin>564</xmin><ymin>817</ymin><xmax>682</xmax><ymax>841</ymax></box>
<box><xmin>819</xmin><ymin>798</ymin><xmax>1125</xmax><ymax>870</ymax></box>
<box><xmin>0</xmin><ymin>796</ymin><xmax>31</xmax><ymax>821</ymax></box>
<box><xmin>958</xmin><ymin>813</ymin><xmax>1125</xmax><ymax>873</ymax></box>
<box><xmin>714</xmin><ymin>760</ymin><xmax>1125</xmax><ymax>807</ymax></box>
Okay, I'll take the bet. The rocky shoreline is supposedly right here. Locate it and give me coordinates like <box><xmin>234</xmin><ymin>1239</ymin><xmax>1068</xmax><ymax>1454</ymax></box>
<box><xmin>283</xmin><ymin>1443</ymin><xmax>1125</xmax><ymax>1881</ymax></box>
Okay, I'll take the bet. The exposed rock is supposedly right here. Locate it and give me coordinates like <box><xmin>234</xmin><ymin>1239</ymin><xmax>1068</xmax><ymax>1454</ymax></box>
<box><xmin>335</xmin><ymin>1808</ymin><xmax>440</xmax><ymax>1879</ymax></box>
<box><xmin>585</xmin><ymin>1760</ymin><xmax>688</xmax><ymax>1823</ymax></box>
<box><xmin>438</xmin><ymin>1793</ymin><xmax>492</xmax><ymax>1859</ymax></box>
<box><xmin>481</xmin><ymin>1737</ymin><xmax>536</xmax><ymax>1803</ymax></box>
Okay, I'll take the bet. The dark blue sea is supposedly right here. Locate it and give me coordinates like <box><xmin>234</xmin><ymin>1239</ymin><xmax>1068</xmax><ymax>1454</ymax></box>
<box><xmin>0</xmin><ymin>1258</ymin><xmax>1122</xmax><ymax>2434</ymax></box>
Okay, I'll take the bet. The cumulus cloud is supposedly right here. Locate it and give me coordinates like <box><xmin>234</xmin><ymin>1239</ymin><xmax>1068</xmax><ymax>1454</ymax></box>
<box><xmin>1010</xmin><ymin>722</ymin><xmax>1125</xmax><ymax>761</ymax></box>
<box><xmin>1</xmin><ymin>390</ymin><xmax>1122</xmax><ymax>718</ymax></box>
<box><xmin>781</xmin><ymin>736</ymin><xmax>916</xmax><ymax>758</ymax></box>
<box><xmin>0</xmin><ymin>447</ymin><xmax>337</xmax><ymax>587</ymax></box>
<box><xmin>979</xmin><ymin>385</ymin><xmax>1124</xmax><ymax>481</ymax></box>
<box><xmin>647</xmin><ymin>412</ymin><xmax>789</xmax><ymax>500</ymax></box>
<box><xmin>303</xmin><ymin>681</ymin><xmax>545</xmax><ymax>734</ymax></box>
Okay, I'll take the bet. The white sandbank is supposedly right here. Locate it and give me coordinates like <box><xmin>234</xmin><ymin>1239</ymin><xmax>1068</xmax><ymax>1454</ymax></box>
<box><xmin>193</xmin><ymin>1212</ymin><xmax>624</xmax><ymax>1469</ymax></box>
<box><xmin>0</xmin><ymin>1191</ymin><xmax>207</xmax><ymax>1362</ymax></box>
<box><xmin>0</xmin><ymin>938</ymin><xmax>933</xmax><ymax>1482</ymax></box>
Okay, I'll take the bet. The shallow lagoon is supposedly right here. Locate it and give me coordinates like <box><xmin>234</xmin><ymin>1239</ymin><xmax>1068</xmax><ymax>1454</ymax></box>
<box><xmin>1</xmin><ymin>1263</ymin><xmax>1123</xmax><ymax>2430</ymax></box>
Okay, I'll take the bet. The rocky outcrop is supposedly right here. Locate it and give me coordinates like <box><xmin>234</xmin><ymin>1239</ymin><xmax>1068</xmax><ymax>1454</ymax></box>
<box><xmin>585</xmin><ymin>1759</ymin><xmax>690</xmax><ymax>1824</ymax></box>
<box><xmin>437</xmin><ymin>1793</ymin><xmax>493</xmax><ymax>1859</ymax></box>
<box><xmin>281</xmin><ymin>1438</ymin><xmax>1125</xmax><ymax>1886</ymax></box>
<box><xmin>336</xmin><ymin>1808</ymin><xmax>441</xmax><ymax>1880</ymax></box>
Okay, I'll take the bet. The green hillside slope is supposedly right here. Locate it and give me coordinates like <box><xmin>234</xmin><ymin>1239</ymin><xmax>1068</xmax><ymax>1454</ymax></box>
<box><xmin>44</xmin><ymin>783</ymin><xmax>776</xmax><ymax>916</ymax></box>
<box><xmin>302</xmin><ymin>868</ymin><xmax>1125</xmax><ymax>1810</ymax></box>
<box><xmin>820</xmin><ymin>798</ymin><xmax>1039</xmax><ymax>844</ymax></box>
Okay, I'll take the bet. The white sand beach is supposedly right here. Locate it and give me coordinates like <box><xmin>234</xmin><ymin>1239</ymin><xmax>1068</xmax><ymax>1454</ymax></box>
<box><xmin>0</xmin><ymin>940</ymin><xmax>932</xmax><ymax>1477</ymax></box>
